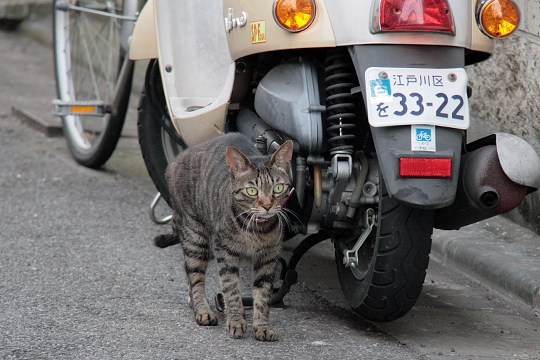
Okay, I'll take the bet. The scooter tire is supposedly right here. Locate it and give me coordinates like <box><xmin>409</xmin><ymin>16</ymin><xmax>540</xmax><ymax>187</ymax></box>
<box><xmin>137</xmin><ymin>60</ymin><xmax>186</xmax><ymax>207</ymax></box>
<box><xmin>137</xmin><ymin>90</ymin><xmax>171</xmax><ymax>205</ymax></box>
<box><xmin>335</xmin><ymin>182</ymin><xmax>433</xmax><ymax>322</ymax></box>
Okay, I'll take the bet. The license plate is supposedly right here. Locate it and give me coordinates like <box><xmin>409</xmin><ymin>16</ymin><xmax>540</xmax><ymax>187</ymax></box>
<box><xmin>365</xmin><ymin>67</ymin><xmax>470</xmax><ymax>130</ymax></box>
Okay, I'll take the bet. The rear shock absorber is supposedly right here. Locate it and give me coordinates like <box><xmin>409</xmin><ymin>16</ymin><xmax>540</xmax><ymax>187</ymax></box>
<box><xmin>324</xmin><ymin>48</ymin><xmax>358</xmax><ymax>155</ymax></box>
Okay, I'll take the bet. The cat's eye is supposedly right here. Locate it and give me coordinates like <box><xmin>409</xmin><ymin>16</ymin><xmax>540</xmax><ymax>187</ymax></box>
<box><xmin>273</xmin><ymin>183</ymin><xmax>285</xmax><ymax>194</ymax></box>
<box><xmin>246</xmin><ymin>187</ymin><xmax>258</xmax><ymax>196</ymax></box>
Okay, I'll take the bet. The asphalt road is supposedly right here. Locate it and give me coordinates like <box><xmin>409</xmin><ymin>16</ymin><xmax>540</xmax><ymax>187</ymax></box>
<box><xmin>1</xmin><ymin>25</ymin><xmax>539</xmax><ymax>360</ymax></box>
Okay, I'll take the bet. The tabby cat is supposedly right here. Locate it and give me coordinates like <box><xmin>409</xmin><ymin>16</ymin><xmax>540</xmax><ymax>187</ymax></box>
<box><xmin>163</xmin><ymin>133</ymin><xmax>293</xmax><ymax>342</ymax></box>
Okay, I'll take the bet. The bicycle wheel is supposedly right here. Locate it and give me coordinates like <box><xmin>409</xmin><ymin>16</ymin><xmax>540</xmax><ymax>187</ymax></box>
<box><xmin>53</xmin><ymin>0</ymin><xmax>136</xmax><ymax>168</ymax></box>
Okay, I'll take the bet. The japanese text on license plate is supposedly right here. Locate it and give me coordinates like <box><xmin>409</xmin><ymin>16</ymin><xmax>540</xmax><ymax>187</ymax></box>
<box><xmin>365</xmin><ymin>67</ymin><xmax>470</xmax><ymax>130</ymax></box>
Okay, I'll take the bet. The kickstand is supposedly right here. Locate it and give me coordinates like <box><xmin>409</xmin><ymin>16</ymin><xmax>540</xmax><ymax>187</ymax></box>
<box><xmin>214</xmin><ymin>231</ymin><xmax>331</xmax><ymax>312</ymax></box>
<box><xmin>149</xmin><ymin>192</ymin><xmax>172</xmax><ymax>225</ymax></box>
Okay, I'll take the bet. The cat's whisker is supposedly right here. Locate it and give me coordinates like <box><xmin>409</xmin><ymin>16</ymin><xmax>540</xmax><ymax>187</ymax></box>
<box><xmin>276</xmin><ymin>213</ymin><xmax>288</xmax><ymax>232</ymax></box>
<box><xmin>281</xmin><ymin>207</ymin><xmax>302</xmax><ymax>224</ymax></box>
<box><xmin>249</xmin><ymin>213</ymin><xmax>264</xmax><ymax>240</ymax></box>
<box><xmin>276</xmin><ymin>215</ymin><xmax>283</xmax><ymax>233</ymax></box>
<box><xmin>237</xmin><ymin>211</ymin><xmax>257</xmax><ymax>235</ymax></box>
<box><xmin>234</xmin><ymin>210</ymin><xmax>252</xmax><ymax>224</ymax></box>
<box><xmin>243</xmin><ymin>212</ymin><xmax>255</xmax><ymax>232</ymax></box>
<box><xmin>246</xmin><ymin>212</ymin><xmax>257</xmax><ymax>229</ymax></box>
<box><xmin>278</xmin><ymin>212</ymin><xmax>294</xmax><ymax>232</ymax></box>
<box><xmin>281</xmin><ymin>208</ymin><xmax>307</xmax><ymax>233</ymax></box>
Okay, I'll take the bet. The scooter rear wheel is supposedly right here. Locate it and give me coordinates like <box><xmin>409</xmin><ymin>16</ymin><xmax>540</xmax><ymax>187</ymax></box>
<box><xmin>334</xmin><ymin>181</ymin><xmax>433</xmax><ymax>322</ymax></box>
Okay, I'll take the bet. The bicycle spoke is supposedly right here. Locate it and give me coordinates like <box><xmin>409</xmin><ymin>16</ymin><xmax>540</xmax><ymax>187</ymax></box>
<box><xmin>77</xmin><ymin>16</ymin><xmax>102</xmax><ymax>100</ymax></box>
<box><xmin>83</xmin><ymin>16</ymin><xmax>118</xmax><ymax>94</ymax></box>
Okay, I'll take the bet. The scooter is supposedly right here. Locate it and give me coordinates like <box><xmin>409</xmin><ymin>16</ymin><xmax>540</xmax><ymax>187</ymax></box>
<box><xmin>53</xmin><ymin>0</ymin><xmax>540</xmax><ymax>322</ymax></box>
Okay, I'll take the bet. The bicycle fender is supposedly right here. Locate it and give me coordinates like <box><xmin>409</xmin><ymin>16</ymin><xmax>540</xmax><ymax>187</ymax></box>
<box><xmin>129</xmin><ymin>0</ymin><xmax>158</xmax><ymax>60</ymax></box>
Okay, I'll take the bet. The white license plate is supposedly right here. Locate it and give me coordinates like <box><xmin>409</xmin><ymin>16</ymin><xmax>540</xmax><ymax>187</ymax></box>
<box><xmin>365</xmin><ymin>67</ymin><xmax>470</xmax><ymax>130</ymax></box>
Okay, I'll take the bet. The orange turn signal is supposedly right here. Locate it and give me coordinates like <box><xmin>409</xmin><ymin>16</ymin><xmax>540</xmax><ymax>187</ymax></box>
<box><xmin>273</xmin><ymin>0</ymin><xmax>316</xmax><ymax>32</ymax></box>
<box><xmin>477</xmin><ymin>0</ymin><xmax>520</xmax><ymax>38</ymax></box>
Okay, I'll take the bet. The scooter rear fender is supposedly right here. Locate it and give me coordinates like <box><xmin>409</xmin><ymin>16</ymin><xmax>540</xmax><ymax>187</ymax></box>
<box><xmin>129</xmin><ymin>0</ymin><xmax>157</xmax><ymax>60</ymax></box>
<box><xmin>349</xmin><ymin>45</ymin><xmax>467</xmax><ymax>209</ymax></box>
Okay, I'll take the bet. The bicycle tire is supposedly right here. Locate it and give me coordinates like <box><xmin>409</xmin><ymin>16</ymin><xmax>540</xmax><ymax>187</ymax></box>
<box><xmin>53</xmin><ymin>0</ymin><xmax>134</xmax><ymax>168</ymax></box>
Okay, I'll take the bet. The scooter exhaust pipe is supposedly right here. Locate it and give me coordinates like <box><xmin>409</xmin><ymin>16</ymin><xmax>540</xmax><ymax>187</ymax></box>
<box><xmin>434</xmin><ymin>145</ymin><xmax>527</xmax><ymax>230</ymax></box>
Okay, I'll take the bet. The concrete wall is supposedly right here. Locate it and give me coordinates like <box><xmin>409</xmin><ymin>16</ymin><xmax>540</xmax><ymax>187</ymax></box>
<box><xmin>466</xmin><ymin>0</ymin><xmax>540</xmax><ymax>234</ymax></box>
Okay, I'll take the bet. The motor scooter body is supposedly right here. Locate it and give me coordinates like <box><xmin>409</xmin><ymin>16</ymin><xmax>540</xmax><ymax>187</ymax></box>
<box><xmin>131</xmin><ymin>0</ymin><xmax>538</xmax><ymax>225</ymax></box>
<box><xmin>131</xmin><ymin>0</ymin><xmax>540</xmax><ymax>321</ymax></box>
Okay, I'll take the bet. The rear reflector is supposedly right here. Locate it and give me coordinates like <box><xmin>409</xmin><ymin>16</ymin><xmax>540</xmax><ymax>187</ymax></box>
<box><xmin>400</xmin><ymin>157</ymin><xmax>452</xmax><ymax>177</ymax></box>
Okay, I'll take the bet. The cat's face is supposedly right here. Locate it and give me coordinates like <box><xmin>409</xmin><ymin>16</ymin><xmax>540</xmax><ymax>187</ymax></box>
<box><xmin>226</xmin><ymin>141</ymin><xmax>293</xmax><ymax>227</ymax></box>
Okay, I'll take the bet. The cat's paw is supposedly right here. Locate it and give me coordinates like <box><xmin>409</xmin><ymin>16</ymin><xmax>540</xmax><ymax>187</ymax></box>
<box><xmin>195</xmin><ymin>310</ymin><xmax>218</xmax><ymax>326</ymax></box>
<box><xmin>254</xmin><ymin>326</ymin><xmax>278</xmax><ymax>342</ymax></box>
<box><xmin>227</xmin><ymin>315</ymin><xmax>247</xmax><ymax>339</ymax></box>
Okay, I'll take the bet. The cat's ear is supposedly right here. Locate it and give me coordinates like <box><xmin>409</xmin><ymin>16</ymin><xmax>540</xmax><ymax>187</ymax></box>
<box><xmin>268</xmin><ymin>140</ymin><xmax>293</xmax><ymax>170</ymax></box>
<box><xmin>226</xmin><ymin>146</ymin><xmax>254</xmax><ymax>177</ymax></box>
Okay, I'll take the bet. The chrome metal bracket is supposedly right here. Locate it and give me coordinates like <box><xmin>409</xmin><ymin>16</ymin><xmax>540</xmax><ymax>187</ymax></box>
<box><xmin>149</xmin><ymin>192</ymin><xmax>172</xmax><ymax>225</ymax></box>
<box><xmin>343</xmin><ymin>208</ymin><xmax>376</xmax><ymax>280</ymax></box>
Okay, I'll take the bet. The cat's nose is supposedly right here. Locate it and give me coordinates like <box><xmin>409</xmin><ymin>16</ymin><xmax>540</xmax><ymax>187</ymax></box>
<box><xmin>262</xmin><ymin>205</ymin><xmax>272</xmax><ymax>212</ymax></box>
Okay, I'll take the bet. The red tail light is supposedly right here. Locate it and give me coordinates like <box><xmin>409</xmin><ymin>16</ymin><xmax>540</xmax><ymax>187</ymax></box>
<box><xmin>400</xmin><ymin>157</ymin><xmax>453</xmax><ymax>178</ymax></box>
<box><xmin>372</xmin><ymin>0</ymin><xmax>455</xmax><ymax>35</ymax></box>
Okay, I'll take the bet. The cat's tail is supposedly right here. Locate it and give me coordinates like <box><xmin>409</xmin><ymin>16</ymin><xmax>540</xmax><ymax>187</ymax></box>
<box><xmin>154</xmin><ymin>233</ymin><xmax>180</xmax><ymax>248</ymax></box>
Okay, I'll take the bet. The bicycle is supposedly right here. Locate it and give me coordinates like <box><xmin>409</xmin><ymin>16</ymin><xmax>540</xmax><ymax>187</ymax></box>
<box><xmin>52</xmin><ymin>0</ymin><xmax>142</xmax><ymax>168</ymax></box>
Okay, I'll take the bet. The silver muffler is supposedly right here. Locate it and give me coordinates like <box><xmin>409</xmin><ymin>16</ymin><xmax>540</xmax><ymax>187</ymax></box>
<box><xmin>434</xmin><ymin>133</ymin><xmax>540</xmax><ymax>230</ymax></box>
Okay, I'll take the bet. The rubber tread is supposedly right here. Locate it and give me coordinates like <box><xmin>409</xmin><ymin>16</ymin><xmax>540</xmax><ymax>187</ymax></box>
<box><xmin>137</xmin><ymin>60</ymin><xmax>181</xmax><ymax>206</ymax></box>
<box><xmin>335</xmin><ymin>183</ymin><xmax>433</xmax><ymax>322</ymax></box>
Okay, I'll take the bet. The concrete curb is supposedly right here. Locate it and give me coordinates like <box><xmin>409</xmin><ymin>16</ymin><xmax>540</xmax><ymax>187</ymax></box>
<box><xmin>432</xmin><ymin>217</ymin><xmax>540</xmax><ymax>311</ymax></box>
<box><xmin>12</xmin><ymin>106</ymin><xmax>62</xmax><ymax>137</ymax></box>
<box><xmin>0</xmin><ymin>0</ymin><xmax>50</xmax><ymax>24</ymax></box>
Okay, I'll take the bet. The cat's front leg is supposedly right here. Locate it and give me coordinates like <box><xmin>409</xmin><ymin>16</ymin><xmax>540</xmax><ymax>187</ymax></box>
<box><xmin>252</xmin><ymin>258</ymin><xmax>279</xmax><ymax>342</ymax></box>
<box><xmin>215</xmin><ymin>243</ymin><xmax>246</xmax><ymax>339</ymax></box>
<box><xmin>178</xmin><ymin>225</ymin><xmax>218</xmax><ymax>327</ymax></box>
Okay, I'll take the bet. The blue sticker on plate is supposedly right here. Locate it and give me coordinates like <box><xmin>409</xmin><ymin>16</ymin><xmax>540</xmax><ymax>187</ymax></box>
<box><xmin>369</xmin><ymin>78</ymin><xmax>392</xmax><ymax>103</ymax></box>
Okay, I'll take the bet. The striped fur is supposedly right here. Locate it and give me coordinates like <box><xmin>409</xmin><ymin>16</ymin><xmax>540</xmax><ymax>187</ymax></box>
<box><xmin>166</xmin><ymin>133</ymin><xmax>293</xmax><ymax>341</ymax></box>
